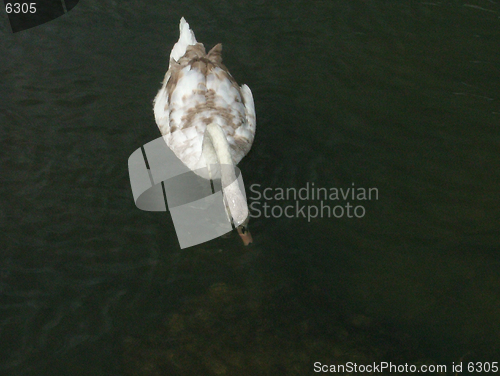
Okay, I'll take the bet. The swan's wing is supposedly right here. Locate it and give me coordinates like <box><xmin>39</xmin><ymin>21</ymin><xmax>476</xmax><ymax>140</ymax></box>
<box><xmin>152</xmin><ymin>70</ymin><xmax>170</xmax><ymax>135</ymax></box>
<box><xmin>236</xmin><ymin>84</ymin><xmax>256</xmax><ymax>155</ymax></box>
<box><xmin>203</xmin><ymin>45</ymin><xmax>256</xmax><ymax>163</ymax></box>
<box><xmin>153</xmin><ymin>44</ymin><xmax>209</xmax><ymax>170</ymax></box>
<box><xmin>153</xmin><ymin>17</ymin><xmax>201</xmax><ymax>137</ymax></box>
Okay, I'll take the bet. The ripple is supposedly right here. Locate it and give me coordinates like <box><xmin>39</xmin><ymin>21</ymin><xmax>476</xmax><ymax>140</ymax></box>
<box><xmin>54</xmin><ymin>94</ymin><xmax>99</xmax><ymax>108</ymax></box>
<box><xmin>15</xmin><ymin>99</ymin><xmax>45</xmax><ymax>107</ymax></box>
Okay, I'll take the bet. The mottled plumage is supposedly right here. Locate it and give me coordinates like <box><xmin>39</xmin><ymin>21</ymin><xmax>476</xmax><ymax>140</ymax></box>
<box><xmin>153</xmin><ymin>18</ymin><xmax>256</xmax><ymax>245</ymax></box>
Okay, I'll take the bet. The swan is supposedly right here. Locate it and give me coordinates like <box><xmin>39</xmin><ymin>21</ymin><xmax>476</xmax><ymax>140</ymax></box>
<box><xmin>153</xmin><ymin>17</ymin><xmax>256</xmax><ymax>245</ymax></box>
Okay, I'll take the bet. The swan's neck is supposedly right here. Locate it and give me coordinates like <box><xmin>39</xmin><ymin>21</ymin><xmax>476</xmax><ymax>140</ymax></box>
<box><xmin>205</xmin><ymin>123</ymin><xmax>235</xmax><ymax>181</ymax></box>
<box><xmin>205</xmin><ymin>123</ymin><xmax>248</xmax><ymax>226</ymax></box>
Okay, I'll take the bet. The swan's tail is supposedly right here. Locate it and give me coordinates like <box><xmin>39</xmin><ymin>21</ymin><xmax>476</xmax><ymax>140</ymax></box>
<box><xmin>169</xmin><ymin>17</ymin><xmax>198</xmax><ymax>63</ymax></box>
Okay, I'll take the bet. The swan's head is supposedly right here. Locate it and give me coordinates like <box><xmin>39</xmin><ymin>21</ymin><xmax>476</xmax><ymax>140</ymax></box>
<box><xmin>237</xmin><ymin>217</ymin><xmax>253</xmax><ymax>246</ymax></box>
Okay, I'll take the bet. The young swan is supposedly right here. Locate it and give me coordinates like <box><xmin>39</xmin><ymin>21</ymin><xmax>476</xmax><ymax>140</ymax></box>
<box><xmin>153</xmin><ymin>17</ymin><xmax>256</xmax><ymax>245</ymax></box>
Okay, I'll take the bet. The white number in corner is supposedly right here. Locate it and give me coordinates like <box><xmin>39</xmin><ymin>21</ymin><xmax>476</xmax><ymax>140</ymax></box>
<box><xmin>5</xmin><ymin>3</ymin><xmax>37</xmax><ymax>14</ymax></box>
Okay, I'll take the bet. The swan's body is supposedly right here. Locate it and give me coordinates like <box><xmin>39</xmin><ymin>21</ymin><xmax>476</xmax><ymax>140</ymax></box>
<box><xmin>153</xmin><ymin>17</ymin><xmax>256</xmax><ymax>245</ymax></box>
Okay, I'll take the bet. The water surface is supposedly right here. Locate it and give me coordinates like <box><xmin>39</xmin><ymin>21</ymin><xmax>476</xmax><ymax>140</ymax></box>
<box><xmin>1</xmin><ymin>1</ymin><xmax>499</xmax><ymax>375</ymax></box>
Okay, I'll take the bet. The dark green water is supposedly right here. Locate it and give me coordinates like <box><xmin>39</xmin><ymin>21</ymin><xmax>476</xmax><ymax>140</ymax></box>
<box><xmin>1</xmin><ymin>1</ymin><xmax>499</xmax><ymax>375</ymax></box>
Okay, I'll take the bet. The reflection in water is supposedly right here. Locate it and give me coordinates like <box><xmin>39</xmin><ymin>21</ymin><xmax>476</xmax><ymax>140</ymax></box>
<box><xmin>0</xmin><ymin>0</ymin><xmax>499</xmax><ymax>374</ymax></box>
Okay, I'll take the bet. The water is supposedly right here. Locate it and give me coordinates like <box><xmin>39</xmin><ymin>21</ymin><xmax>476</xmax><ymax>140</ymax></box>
<box><xmin>1</xmin><ymin>1</ymin><xmax>499</xmax><ymax>375</ymax></box>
